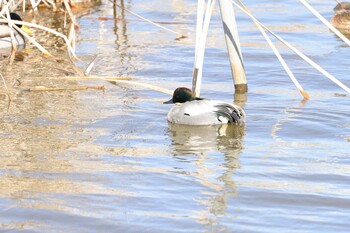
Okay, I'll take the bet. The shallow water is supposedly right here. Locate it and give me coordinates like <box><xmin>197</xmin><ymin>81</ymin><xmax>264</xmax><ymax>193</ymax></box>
<box><xmin>0</xmin><ymin>0</ymin><xmax>349</xmax><ymax>232</ymax></box>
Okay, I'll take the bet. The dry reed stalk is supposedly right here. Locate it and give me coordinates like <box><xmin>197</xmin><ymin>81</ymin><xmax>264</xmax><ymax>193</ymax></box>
<box><xmin>299</xmin><ymin>0</ymin><xmax>350</xmax><ymax>47</ymax></box>
<box><xmin>4</xmin><ymin>9</ymin><xmax>18</xmax><ymax>63</ymax></box>
<box><xmin>108</xmin><ymin>80</ymin><xmax>173</xmax><ymax>95</ymax></box>
<box><xmin>63</xmin><ymin>76</ymin><xmax>132</xmax><ymax>81</ymax></box>
<box><xmin>236</xmin><ymin>0</ymin><xmax>310</xmax><ymax>100</ymax></box>
<box><xmin>84</xmin><ymin>55</ymin><xmax>98</xmax><ymax>75</ymax></box>
<box><xmin>0</xmin><ymin>19</ymin><xmax>78</xmax><ymax>58</ymax></box>
<box><xmin>68</xmin><ymin>22</ymin><xmax>76</xmax><ymax>51</ymax></box>
<box><xmin>111</xmin><ymin>0</ymin><xmax>185</xmax><ymax>39</ymax></box>
<box><xmin>0</xmin><ymin>73</ymin><xmax>11</xmax><ymax>101</ymax></box>
<box><xmin>231</xmin><ymin>0</ymin><xmax>350</xmax><ymax>95</ymax></box>
<box><xmin>12</xmin><ymin>23</ymin><xmax>52</xmax><ymax>56</ymax></box>
<box><xmin>63</xmin><ymin>0</ymin><xmax>79</xmax><ymax>28</ymax></box>
<box><xmin>20</xmin><ymin>85</ymin><xmax>105</xmax><ymax>91</ymax></box>
<box><xmin>64</xmin><ymin>76</ymin><xmax>173</xmax><ymax>95</ymax></box>
<box><xmin>29</xmin><ymin>0</ymin><xmax>38</xmax><ymax>13</ymax></box>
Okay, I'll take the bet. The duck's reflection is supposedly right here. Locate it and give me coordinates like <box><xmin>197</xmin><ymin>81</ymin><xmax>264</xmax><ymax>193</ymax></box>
<box><xmin>168</xmin><ymin>122</ymin><xmax>245</xmax><ymax>156</ymax></box>
<box><xmin>167</xmin><ymin>122</ymin><xmax>245</xmax><ymax>224</ymax></box>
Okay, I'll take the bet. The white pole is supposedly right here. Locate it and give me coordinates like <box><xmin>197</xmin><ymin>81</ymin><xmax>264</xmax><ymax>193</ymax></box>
<box><xmin>194</xmin><ymin>0</ymin><xmax>205</xmax><ymax>58</ymax></box>
<box><xmin>192</xmin><ymin>0</ymin><xmax>216</xmax><ymax>97</ymax></box>
<box><xmin>218</xmin><ymin>0</ymin><xmax>247</xmax><ymax>93</ymax></box>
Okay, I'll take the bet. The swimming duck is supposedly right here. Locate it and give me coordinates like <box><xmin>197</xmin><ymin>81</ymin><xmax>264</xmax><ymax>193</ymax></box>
<box><xmin>164</xmin><ymin>87</ymin><xmax>246</xmax><ymax>125</ymax></box>
<box><xmin>331</xmin><ymin>2</ymin><xmax>350</xmax><ymax>30</ymax></box>
<box><xmin>0</xmin><ymin>13</ymin><xmax>25</xmax><ymax>50</ymax></box>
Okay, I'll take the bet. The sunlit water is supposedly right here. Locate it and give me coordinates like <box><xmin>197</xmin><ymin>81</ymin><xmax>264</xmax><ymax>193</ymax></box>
<box><xmin>0</xmin><ymin>0</ymin><xmax>349</xmax><ymax>232</ymax></box>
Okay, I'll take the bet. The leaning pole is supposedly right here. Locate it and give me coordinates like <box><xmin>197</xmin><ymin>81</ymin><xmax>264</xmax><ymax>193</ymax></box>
<box><xmin>218</xmin><ymin>0</ymin><xmax>247</xmax><ymax>93</ymax></box>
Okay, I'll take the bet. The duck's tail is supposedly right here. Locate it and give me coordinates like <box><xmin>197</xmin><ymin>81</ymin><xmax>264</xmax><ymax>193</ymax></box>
<box><xmin>214</xmin><ymin>103</ymin><xmax>246</xmax><ymax>125</ymax></box>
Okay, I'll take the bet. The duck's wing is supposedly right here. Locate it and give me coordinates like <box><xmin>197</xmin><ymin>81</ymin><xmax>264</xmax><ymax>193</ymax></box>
<box><xmin>170</xmin><ymin>100</ymin><xmax>245</xmax><ymax>125</ymax></box>
<box><xmin>168</xmin><ymin>101</ymin><xmax>222</xmax><ymax>125</ymax></box>
<box><xmin>213</xmin><ymin>102</ymin><xmax>246</xmax><ymax>125</ymax></box>
<box><xmin>0</xmin><ymin>25</ymin><xmax>11</xmax><ymax>38</ymax></box>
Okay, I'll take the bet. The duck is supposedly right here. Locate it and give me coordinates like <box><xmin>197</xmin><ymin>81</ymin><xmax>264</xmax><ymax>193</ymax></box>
<box><xmin>331</xmin><ymin>2</ymin><xmax>350</xmax><ymax>30</ymax></box>
<box><xmin>0</xmin><ymin>12</ymin><xmax>25</xmax><ymax>51</ymax></box>
<box><xmin>164</xmin><ymin>87</ymin><xmax>246</xmax><ymax>126</ymax></box>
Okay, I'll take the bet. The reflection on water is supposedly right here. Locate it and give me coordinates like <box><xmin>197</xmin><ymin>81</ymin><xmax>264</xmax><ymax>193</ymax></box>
<box><xmin>1</xmin><ymin>0</ymin><xmax>350</xmax><ymax>232</ymax></box>
<box><xmin>168</xmin><ymin>123</ymin><xmax>245</xmax><ymax>156</ymax></box>
<box><xmin>167</xmin><ymin>122</ymin><xmax>244</xmax><ymax>227</ymax></box>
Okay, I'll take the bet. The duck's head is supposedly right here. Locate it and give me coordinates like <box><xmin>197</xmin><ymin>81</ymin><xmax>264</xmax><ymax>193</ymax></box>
<box><xmin>9</xmin><ymin>12</ymin><xmax>23</xmax><ymax>28</ymax></box>
<box><xmin>334</xmin><ymin>2</ymin><xmax>350</xmax><ymax>14</ymax></box>
<box><xmin>164</xmin><ymin>87</ymin><xmax>200</xmax><ymax>104</ymax></box>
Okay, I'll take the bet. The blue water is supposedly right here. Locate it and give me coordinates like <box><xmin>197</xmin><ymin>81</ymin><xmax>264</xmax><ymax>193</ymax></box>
<box><xmin>0</xmin><ymin>0</ymin><xmax>349</xmax><ymax>232</ymax></box>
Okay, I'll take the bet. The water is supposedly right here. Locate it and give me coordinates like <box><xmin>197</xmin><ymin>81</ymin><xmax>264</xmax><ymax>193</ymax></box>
<box><xmin>0</xmin><ymin>0</ymin><xmax>349</xmax><ymax>232</ymax></box>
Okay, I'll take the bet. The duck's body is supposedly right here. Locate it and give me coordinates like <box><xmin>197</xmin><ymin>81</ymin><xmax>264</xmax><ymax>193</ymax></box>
<box><xmin>164</xmin><ymin>87</ymin><xmax>246</xmax><ymax>126</ymax></box>
<box><xmin>0</xmin><ymin>13</ymin><xmax>25</xmax><ymax>51</ymax></box>
<box><xmin>331</xmin><ymin>2</ymin><xmax>350</xmax><ymax>29</ymax></box>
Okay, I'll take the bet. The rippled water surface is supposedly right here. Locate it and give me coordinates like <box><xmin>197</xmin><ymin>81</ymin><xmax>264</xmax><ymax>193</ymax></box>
<box><xmin>0</xmin><ymin>0</ymin><xmax>349</xmax><ymax>232</ymax></box>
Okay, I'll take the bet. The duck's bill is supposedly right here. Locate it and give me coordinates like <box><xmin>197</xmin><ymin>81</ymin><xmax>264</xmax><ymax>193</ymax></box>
<box><xmin>163</xmin><ymin>99</ymin><xmax>173</xmax><ymax>104</ymax></box>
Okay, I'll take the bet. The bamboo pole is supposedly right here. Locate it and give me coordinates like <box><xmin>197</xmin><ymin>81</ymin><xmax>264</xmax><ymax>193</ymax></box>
<box><xmin>192</xmin><ymin>0</ymin><xmax>216</xmax><ymax>97</ymax></box>
<box><xmin>218</xmin><ymin>0</ymin><xmax>247</xmax><ymax>93</ymax></box>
